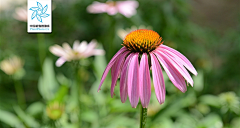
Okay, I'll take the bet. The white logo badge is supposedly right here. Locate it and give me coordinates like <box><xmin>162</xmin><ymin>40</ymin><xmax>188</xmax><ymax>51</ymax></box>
<box><xmin>28</xmin><ymin>0</ymin><xmax>52</xmax><ymax>33</ymax></box>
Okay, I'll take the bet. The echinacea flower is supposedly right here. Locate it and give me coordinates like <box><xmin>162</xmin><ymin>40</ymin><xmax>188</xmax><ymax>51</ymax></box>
<box><xmin>13</xmin><ymin>7</ymin><xmax>28</xmax><ymax>22</ymax></box>
<box><xmin>0</xmin><ymin>56</ymin><xmax>24</xmax><ymax>75</ymax></box>
<box><xmin>98</xmin><ymin>29</ymin><xmax>197</xmax><ymax>108</ymax></box>
<box><xmin>87</xmin><ymin>0</ymin><xmax>139</xmax><ymax>18</ymax></box>
<box><xmin>49</xmin><ymin>40</ymin><xmax>105</xmax><ymax>67</ymax></box>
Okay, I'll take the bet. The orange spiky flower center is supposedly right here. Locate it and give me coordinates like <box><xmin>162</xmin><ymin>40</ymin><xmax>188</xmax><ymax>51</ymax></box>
<box><xmin>123</xmin><ymin>29</ymin><xmax>163</xmax><ymax>53</ymax></box>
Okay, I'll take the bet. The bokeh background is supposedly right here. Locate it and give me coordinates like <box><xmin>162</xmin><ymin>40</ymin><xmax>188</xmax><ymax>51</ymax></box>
<box><xmin>0</xmin><ymin>0</ymin><xmax>240</xmax><ymax>128</ymax></box>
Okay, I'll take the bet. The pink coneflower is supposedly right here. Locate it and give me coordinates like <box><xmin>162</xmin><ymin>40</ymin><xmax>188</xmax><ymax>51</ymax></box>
<box><xmin>98</xmin><ymin>29</ymin><xmax>197</xmax><ymax>108</ymax></box>
<box><xmin>49</xmin><ymin>40</ymin><xmax>105</xmax><ymax>67</ymax></box>
<box><xmin>87</xmin><ymin>1</ymin><xmax>139</xmax><ymax>18</ymax></box>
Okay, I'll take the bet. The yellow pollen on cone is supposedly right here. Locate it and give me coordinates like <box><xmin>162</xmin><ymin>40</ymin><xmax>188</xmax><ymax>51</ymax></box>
<box><xmin>123</xmin><ymin>29</ymin><xmax>163</xmax><ymax>53</ymax></box>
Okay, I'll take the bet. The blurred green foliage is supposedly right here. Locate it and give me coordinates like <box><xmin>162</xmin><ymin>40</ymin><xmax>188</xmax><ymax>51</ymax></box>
<box><xmin>0</xmin><ymin>0</ymin><xmax>239</xmax><ymax>128</ymax></box>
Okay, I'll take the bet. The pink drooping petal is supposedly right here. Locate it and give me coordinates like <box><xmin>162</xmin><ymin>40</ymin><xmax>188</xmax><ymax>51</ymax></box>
<box><xmin>76</xmin><ymin>41</ymin><xmax>88</xmax><ymax>53</ymax></box>
<box><xmin>127</xmin><ymin>53</ymin><xmax>139</xmax><ymax>108</ymax></box>
<box><xmin>139</xmin><ymin>53</ymin><xmax>151</xmax><ymax>108</ymax></box>
<box><xmin>73</xmin><ymin>40</ymin><xmax>80</xmax><ymax>51</ymax></box>
<box><xmin>159</xmin><ymin>45</ymin><xmax>197</xmax><ymax>75</ymax></box>
<box><xmin>87</xmin><ymin>40</ymin><xmax>97</xmax><ymax>49</ymax></box>
<box><xmin>110</xmin><ymin>51</ymin><xmax>130</xmax><ymax>97</ymax></box>
<box><xmin>106</xmin><ymin>6</ymin><xmax>118</xmax><ymax>15</ymax></box>
<box><xmin>153</xmin><ymin>51</ymin><xmax>187</xmax><ymax>92</ymax></box>
<box><xmin>111</xmin><ymin>58</ymin><xmax>118</xmax><ymax>83</ymax></box>
<box><xmin>112</xmin><ymin>51</ymin><xmax>130</xmax><ymax>80</ymax></box>
<box><xmin>111</xmin><ymin>52</ymin><xmax>121</xmax><ymax>82</ymax></box>
<box><xmin>117</xmin><ymin>1</ymin><xmax>139</xmax><ymax>18</ymax></box>
<box><xmin>49</xmin><ymin>45</ymin><xmax>66</xmax><ymax>57</ymax></box>
<box><xmin>158</xmin><ymin>48</ymin><xmax>195</xmax><ymax>78</ymax></box>
<box><xmin>84</xmin><ymin>49</ymin><xmax>105</xmax><ymax>58</ymax></box>
<box><xmin>62</xmin><ymin>43</ymin><xmax>72</xmax><ymax>52</ymax></box>
<box><xmin>98</xmin><ymin>47</ymin><xmax>127</xmax><ymax>92</ymax></box>
<box><xmin>92</xmin><ymin>49</ymin><xmax>105</xmax><ymax>55</ymax></box>
<box><xmin>83</xmin><ymin>40</ymin><xmax>97</xmax><ymax>56</ymax></box>
<box><xmin>157</xmin><ymin>50</ymin><xmax>194</xmax><ymax>86</ymax></box>
<box><xmin>120</xmin><ymin>53</ymin><xmax>134</xmax><ymax>103</ymax></box>
<box><xmin>150</xmin><ymin>53</ymin><xmax>165</xmax><ymax>104</ymax></box>
<box><xmin>56</xmin><ymin>57</ymin><xmax>66</xmax><ymax>67</ymax></box>
<box><xmin>87</xmin><ymin>2</ymin><xmax>108</xmax><ymax>14</ymax></box>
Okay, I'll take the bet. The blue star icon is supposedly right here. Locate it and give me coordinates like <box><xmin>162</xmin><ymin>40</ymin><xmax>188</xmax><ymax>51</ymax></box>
<box><xmin>29</xmin><ymin>2</ymin><xmax>50</xmax><ymax>22</ymax></box>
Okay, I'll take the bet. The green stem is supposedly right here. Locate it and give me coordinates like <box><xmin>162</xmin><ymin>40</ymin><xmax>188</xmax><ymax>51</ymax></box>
<box><xmin>140</xmin><ymin>104</ymin><xmax>148</xmax><ymax>128</ymax></box>
<box><xmin>14</xmin><ymin>80</ymin><xmax>26</xmax><ymax>108</ymax></box>
<box><xmin>72</xmin><ymin>79</ymin><xmax>81</xmax><ymax>126</ymax></box>
<box><xmin>37</xmin><ymin>34</ymin><xmax>46</xmax><ymax>67</ymax></box>
<box><xmin>72</xmin><ymin>61</ymin><xmax>82</xmax><ymax>126</ymax></box>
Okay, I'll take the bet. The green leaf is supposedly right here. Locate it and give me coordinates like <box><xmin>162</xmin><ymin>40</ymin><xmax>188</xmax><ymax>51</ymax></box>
<box><xmin>56</xmin><ymin>74</ymin><xmax>71</xmax><ymax>87</ymax></box>
<box><xmin>231</xmin><ymin>117</ymin><xmax>240</xmax><ymax>128</ymax></box>
<box><xmin>192</xmin><ymin>70</ymin><xmax>204</xmax><ymax>92</ymax></box>
<box><xmin>151</xmin><ymin>118</ymin><xmax>174</xmax><ymax>128</ymax></box>
<box><xmin>110</xmin><ymin>99</ymin><xmax>137</xmax><ymax>113</ymax></box>
<box><xmin>89</xmin><ymin>80</ymin><xmax>106</xmax><ymax>106</ymax></box>
<box><xmin>153</xmin><ymin>92</ymin><xmax>197</xmax><ymax>119</ymax></box>
<box><xmin>81</xmin><ymin>111</ymin><xmax>98</xmax><ymax>122</ymax></box>
<box><xmin>51</xmin><ymin>85</ymin><xmax>68</xmax><ymax>103</ymax></box>
<box><xmin>175</xmin><ymin>114</ymin><xmax>197</xmax><ymax>128</ymax></box>
<box><xmin>90</xmin><ymin>51</ymin><xmax>107</xmax><ymax>105</ymax></box>
<box><xmin>199</xmin><ymin>113</ymin><xmax>223</xmax><ymax>128</ymax></box>
<box><xmin>0</xmin><ymin>109</ymin><xmax>24</xmax><ymax>128</ymax></box>
<box><xmin>102</xmin><ymin>115</ymin><xmax>136</xmax><ymax>128</ymax></box>
<box><xmin>38</xmin><ymin>58</ymin><xmax>59</xmax><ymax>100</ymax></box>
<box><xmin>14</xmin><ymin>106</ymin><xmax>40</xmax><ymax>127</ymax></box>
<box><xmin>199</xmin><ymin>95</ymin><xmax>221</xmax><ymax>107</ymax></box>
<box><xmin>26</xmin><ymin>102</ymin><xmax>45</xmax><ymax>116</ymax></box>
<box><xmin>93</xmin><ymin>48</ymin><xmax>107</xmax><ymax>78</ymax></box>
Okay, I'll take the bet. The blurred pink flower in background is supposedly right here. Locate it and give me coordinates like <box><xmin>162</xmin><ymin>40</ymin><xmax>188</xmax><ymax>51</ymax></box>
<box><xmin>13</xmin><ymin>7</ymin><xmax>27</xmax><ymax>22</ymax></box>
<box><xmin>87</xmin><ymin>0</ymin><xmax>139</xmax><ymax>18</ymax></box>
<box><xmin>49</xmin><ymin>40</ymin><xmax>105</xmax><ymax>67</ymax></box>
<box><xmin>0</xmin><ymin>56</ymin><xmax>24</xmax><ymax>75</ymax></box>
<box><xmin>98</xmin><ymin>29</ymin><xmax>197</xmax><ymax>108</ymax></box>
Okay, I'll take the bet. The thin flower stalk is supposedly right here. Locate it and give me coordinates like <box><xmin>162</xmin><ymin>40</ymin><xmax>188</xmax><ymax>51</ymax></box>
<box><xmin>0</xmin><ymin>56</ymin><xmax>26</xmax><ymax>108</ymax></box>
